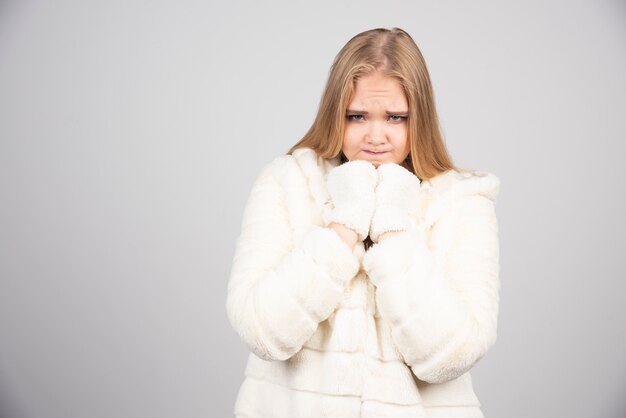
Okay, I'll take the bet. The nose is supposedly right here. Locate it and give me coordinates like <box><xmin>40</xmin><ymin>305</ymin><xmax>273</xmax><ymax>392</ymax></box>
<box><xmin>366</xmin><ymin>121</ymin><xmax>386</xmax><ymax>144</ymax></box>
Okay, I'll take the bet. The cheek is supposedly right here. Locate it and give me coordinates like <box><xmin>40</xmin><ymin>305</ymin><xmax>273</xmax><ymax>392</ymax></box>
<box><xmin>394</xmin><ymin>128</ymin><xmax>410</xmax><ymax>159</ymax></box>
<box><xmin>391</xmin><ymin>126</ymin><xmax>408</xmax><ymax>147</ymax></box>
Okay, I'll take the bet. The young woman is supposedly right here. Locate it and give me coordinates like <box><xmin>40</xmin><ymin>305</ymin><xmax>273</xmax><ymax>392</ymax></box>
<box><xmin>226</xmin><ymin>27</ymin><xmax>500</xmax><ymax>418</ymax></box>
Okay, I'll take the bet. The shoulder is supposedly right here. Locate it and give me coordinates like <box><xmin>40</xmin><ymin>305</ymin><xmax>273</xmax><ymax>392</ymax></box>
<box><xmin>420</xmin><ymin>168</ymin><xmax>500</xmax><ymax>227</ymax></box>
<box><xmin>423</xmin><ymin>168</ymin><xmax>500</xmax><ymax>202</ymax></box>
<box><xmin>249</xmin><ymin>147</ymin><xmax>335</xmax><ymax>218</ymax></box>
<box><xmin>255</xmin><ymin>154</ymin><xmax>300</xmax><ymax>181</ymax></box>
<box><xmin>245</xmin><ymin>148</ymin><xmax>332</xmax><ymax>228</ymax></box>
<box><xmin>255</xmin><ymin>147</ymin><xmax>329</xmax><ymax>181</ymax></box>
<box><xmin>254</xmin><ymin>147</ymin><xmax>337</xmax><ymax>205</ymax></box>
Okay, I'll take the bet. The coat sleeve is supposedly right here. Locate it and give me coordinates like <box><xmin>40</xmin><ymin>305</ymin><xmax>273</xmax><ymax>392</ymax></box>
<box><xmin>361</xmin><ymin>190</ymin><xmax>500</xmax><ymax>384</ymax></box>
<box><xmin>226</xmin><ymin>159</ymin><xmax>361</xmax><ymax>361</ymax></box>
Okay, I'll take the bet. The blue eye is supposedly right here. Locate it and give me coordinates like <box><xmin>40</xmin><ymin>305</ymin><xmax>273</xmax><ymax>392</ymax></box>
<box><xmin>389</xmin><ymin>115</ymin><xmax>407</xmax><ymax>122</ymax></box>
<box><xmin>347</xmin><ymin>114</ymin><xmax>364</xmax><ymax>121</ymax></box>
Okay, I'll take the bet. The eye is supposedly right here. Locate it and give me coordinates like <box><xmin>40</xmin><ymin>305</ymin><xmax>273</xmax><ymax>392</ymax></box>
<box><xmin>347</xmin><ymin>114</ymin><xmax>364</xmax><ymax>121</ymax></box>
<box><xmin>388</xmin><ymin>115</ymin><xmax>407</xmax><ymax>122</ymax></box>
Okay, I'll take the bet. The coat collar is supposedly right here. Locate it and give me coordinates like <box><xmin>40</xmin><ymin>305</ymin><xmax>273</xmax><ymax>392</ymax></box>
<box><xmin>290</xmin><ymin>147</ymin><xmax>500</xmax><ymax>228</ymax></box>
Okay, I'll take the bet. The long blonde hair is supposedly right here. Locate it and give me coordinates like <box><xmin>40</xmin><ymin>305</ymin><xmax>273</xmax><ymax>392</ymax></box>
<box><xmin>287</xmin><ymin>27</ymin><xmax>456</xmax><ymax>180</ymax></box>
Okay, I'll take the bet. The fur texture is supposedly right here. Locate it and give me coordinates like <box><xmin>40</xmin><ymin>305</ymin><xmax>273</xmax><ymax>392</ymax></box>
<box><xmin>326</xmin><ymin>160</ymin><xmax>378</xmax><ymax>241</ymax></box>
<box><xmin>226</xmin><ymin>147</ymin><xmax>500</xmax><ymax>418</ymax></box>
<box><xmin>369</xmin><ymin>162</ymin><xmax>423</xmax><ymax>242</ymax></box>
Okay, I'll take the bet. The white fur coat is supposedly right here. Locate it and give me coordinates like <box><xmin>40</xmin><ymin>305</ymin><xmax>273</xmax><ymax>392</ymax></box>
<box><xmin>226</xmin><ymin>147</ymin><xmax>500</xmax><ymax>418</ymax></box>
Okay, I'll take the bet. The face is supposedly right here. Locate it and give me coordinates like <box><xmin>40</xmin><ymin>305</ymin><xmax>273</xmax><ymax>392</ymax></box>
<box><xmin>342</xmin><ymin>71</ymin><xmax>410</xmax><ymax>167</ymax></box>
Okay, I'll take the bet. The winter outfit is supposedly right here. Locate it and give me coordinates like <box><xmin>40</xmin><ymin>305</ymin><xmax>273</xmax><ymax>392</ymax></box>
<box><xmin>226</xmin><ymin>147</ymin><xmax>500</xmax><ymax>418</ymax></box>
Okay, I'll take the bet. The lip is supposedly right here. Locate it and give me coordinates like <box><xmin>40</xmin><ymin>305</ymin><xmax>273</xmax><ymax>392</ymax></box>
<box><xmin>363</xmin><ymin>150</ymin><xmax>388</xmax><ymax>156</ymax></box>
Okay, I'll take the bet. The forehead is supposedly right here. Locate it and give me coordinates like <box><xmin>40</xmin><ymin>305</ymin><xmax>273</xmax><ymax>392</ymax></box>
<box><xmin>349</xmin><ymin>71</ymin><xmax>407</xmax><ymax>108</ymax></box>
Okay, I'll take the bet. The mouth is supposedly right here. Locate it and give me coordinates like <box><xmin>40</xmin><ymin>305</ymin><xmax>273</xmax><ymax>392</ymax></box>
<box><xmin>363</xmin><ymin>150</ymin><xmax>388</xmax><ymax>156</ymax></box>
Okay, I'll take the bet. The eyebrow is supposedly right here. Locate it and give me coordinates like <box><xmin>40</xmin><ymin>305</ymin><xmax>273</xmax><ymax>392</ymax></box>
<box><xmin>346</xmin><ymin>109</ymin><xmax>409</xmax><ymax>115</ymax></box>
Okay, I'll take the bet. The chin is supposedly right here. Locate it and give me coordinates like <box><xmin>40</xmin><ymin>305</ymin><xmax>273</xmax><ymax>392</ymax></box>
<box><xmin>370</xmin><ymin>157</ymin><xmax>395</xmax><ymax>166</ymax></box>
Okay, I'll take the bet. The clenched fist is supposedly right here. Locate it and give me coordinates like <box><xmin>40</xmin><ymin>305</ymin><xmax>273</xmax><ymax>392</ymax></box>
<box><xmin>325</xmin><ymin>160</ymin><xmax>378</xmax><ymax>242</ymax></box>
<box><xmin>369</xmin><ymin>163</ymin><xmax>422</xmax><ymax>243</ymax></box>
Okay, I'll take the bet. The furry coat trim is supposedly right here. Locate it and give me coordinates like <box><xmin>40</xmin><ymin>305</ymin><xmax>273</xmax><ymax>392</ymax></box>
<box><xmin>226</xmin><ymin>147</ymin><xmax>500</xmax><ymax>418</ymax></box>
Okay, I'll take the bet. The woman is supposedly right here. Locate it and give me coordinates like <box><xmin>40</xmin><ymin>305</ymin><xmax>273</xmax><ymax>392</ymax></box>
<box><xmin>226</xmin><ymin>27</ymin><xmax>500</xmax><ymax>418</ymax></box>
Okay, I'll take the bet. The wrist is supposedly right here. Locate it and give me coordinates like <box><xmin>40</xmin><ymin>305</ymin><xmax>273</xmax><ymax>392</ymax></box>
<box><xmin>376</xmin><ymin>230</ymin><xmax>403</xmax><ymax>243</ymax></box>
<box><xmin>328</xmin><ymin>222</ymin><xmax>359</xmax><ymax>248</ymax></box>
<box><xmin>369</xmin><ymin>205</ymin><xmax>412</xmax><ymax>242</ymax></box>
<box><xmin>372</xmin><ymin>230</ymin><xmax>404</xmax><ymax>244</ymax></box>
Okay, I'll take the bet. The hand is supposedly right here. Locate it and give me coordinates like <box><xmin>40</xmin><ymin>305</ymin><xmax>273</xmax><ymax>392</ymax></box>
<box><xmin>325</xmin><ymin>160</ymin><xmax>378</xmax><ymax>242</ymax></box>
<box><xmin>369</xmin><ymin>163</ymin><xmax>422</xmax><ymax>243</ymax></box>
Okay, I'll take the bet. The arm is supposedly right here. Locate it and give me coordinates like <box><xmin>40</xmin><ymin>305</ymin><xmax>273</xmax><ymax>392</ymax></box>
<box><xmin>362</xmin><ymin>193</ymin><xmax>500</xmax><ymax>384</ymax></box>
<box><xmin>226</xmin><ymin>161</ymin><xmax>361</xmax><ymax>361</ymax></box>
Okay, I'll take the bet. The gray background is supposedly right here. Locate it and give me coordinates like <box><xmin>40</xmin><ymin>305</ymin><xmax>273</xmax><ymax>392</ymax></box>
<box><xmin>1</xmin><ymin>0</ymin><xmax>625</xmax><ymax>417</ymax></box>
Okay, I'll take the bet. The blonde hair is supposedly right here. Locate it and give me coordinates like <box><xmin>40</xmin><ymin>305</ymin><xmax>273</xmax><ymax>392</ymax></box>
<box><xmin>287</xmin><ymin>27</ymin><xmax>457</xmax><ymax>180</ymax></box>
